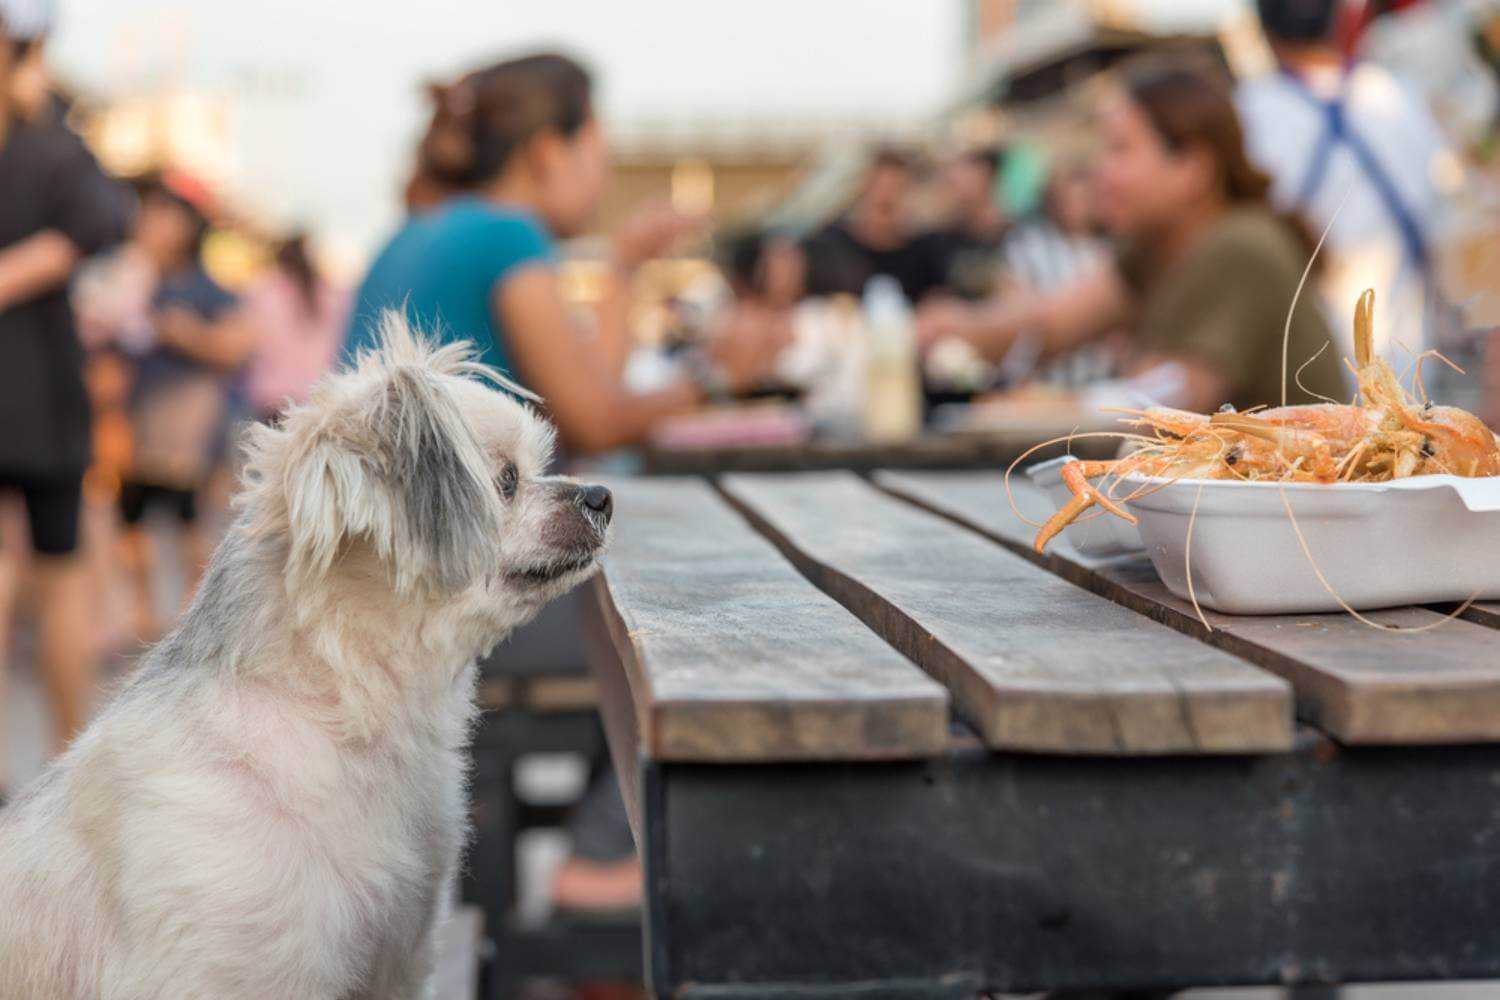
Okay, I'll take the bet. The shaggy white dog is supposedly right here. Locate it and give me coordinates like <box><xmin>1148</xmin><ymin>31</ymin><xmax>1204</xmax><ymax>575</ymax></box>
<box><xmin>0</xmin><ymin>314</ymin><xmax>613</xmax><ymax>999</ymax></box>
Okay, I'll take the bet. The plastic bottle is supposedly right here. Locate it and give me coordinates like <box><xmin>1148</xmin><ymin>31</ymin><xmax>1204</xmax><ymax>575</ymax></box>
<box><xmin>861</xmin><ymin>275</ymin><xmax>922</xmax><ymax>442</ymax></box>
<box><xmin>803</xmin><ymin>294</ymin><xmax>867</xmax><ymax>440</ymax></box>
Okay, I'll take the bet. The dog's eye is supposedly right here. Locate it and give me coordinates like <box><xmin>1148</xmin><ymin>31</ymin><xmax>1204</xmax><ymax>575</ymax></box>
<box><xmin>497</xmin><ymin>461</ymin><xmax>519</xmax><ymax>500</ymax></box>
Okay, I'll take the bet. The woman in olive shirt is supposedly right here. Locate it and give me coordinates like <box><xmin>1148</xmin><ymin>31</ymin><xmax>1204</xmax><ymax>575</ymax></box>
<box><xmin>917</xmin><ymin>55</ymin><xmax>1345</xmax><ymax>412</ymax></box>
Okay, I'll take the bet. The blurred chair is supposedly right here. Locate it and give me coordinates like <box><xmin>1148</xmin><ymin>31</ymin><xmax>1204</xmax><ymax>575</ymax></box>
<box><xmin>464</xmin><ymin>591</ymin><xmax>643</xmax><ymax>998</ymax></box>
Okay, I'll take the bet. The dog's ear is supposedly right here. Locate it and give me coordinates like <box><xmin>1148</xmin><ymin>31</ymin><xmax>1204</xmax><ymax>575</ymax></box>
<box><xmin>377</xmin><ymin>366</ymin><xmax>502</xmax><ymax>591</ymax></box>
<box><xmin>283</xmin><ymin>366</ymin><xmax>501</xmax><ymax>594</ymax></box>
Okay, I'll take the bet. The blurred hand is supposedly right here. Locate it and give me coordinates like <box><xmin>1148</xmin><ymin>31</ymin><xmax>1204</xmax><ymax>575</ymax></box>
<box><xmin>613</xmin><ymin>203</ymin><xmax>703</xmax><ymax>271</ymax></box>
<box><xmin>708</xmin><ymin>303</ymin><xmax>793</xmax><ymax>394</ymax></box>
<box><xmin>914</xmin><ymin>298</ymin><xmax>971</xmax><ymax>351</ymax></box>
<box><xmin>154</xmin><ymin>306</ymin><xmax>205</xmax><ymax>350</ymax></box>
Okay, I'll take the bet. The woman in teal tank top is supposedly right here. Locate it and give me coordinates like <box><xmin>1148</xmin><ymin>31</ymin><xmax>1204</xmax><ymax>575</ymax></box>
<box><xmin>347</xmin><ymin>53</ymin><xmax>788</xmax><ymax>922</ymax></box>
<box><xmin>346</xmin><ymin>53</ymin><xmax>774</xmax><ymax>454</ymax></box>
<box><xmin>348</xmin><ymin>196</ymin><xmax>555</xmax><ymax>376</ymax></box>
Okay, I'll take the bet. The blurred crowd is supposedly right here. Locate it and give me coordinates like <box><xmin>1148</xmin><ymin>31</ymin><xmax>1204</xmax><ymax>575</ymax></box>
<box><xmin>626</xmin><ymin>0</ymin><xmax>1495</xmax><ymax>455</ymax></box>
<box><xmin>0</xmin><ymin>3</ymin><xmax>350</xmax><ymax>769</ymax></box>
<box><xmin>722</xmin><ymin>9</ymin><xmax>1480</xmax><ymax>424</ymax></box>
<box><xmin>3</xmin><ymin>0</ymin><xmax>1499</xmax><ymax>935</ymax></box>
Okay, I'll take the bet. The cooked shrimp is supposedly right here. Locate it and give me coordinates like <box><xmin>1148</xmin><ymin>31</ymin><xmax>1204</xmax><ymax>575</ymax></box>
<box><xmin>1030</xmin><ymin>289</ymin><xmax>1500</xmax><ymax>553</ymax></box>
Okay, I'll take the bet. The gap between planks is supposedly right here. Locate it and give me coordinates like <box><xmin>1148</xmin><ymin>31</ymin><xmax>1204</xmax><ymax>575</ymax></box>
<box><xmin>1452</xmin><ymin>601</ymin><xmax>1500</xmax><ymax>630</ymax></box>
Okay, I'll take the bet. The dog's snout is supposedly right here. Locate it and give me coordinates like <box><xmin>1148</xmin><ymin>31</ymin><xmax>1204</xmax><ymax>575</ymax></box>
<box><xmin>579</xmin><ymin>484</ymin><xmax>613</xmax><ymax>524</ymax></box>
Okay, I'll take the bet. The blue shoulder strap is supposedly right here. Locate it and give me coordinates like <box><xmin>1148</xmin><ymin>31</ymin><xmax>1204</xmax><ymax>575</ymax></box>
<box><xmin>1280</xmin><ymin>68</ymin><xmax>1431</xmax><ymax>276</ymax></box>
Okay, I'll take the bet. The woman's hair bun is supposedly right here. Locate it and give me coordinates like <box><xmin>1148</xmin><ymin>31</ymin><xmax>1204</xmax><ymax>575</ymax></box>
<box><xmin>417</xmin><ymin>80</ymin><xmax>480</xmax><ymax>185</ymax></box>
<box><xmin>409</xmin><ymin>52</ymin><xmax>592</xmax><ymax>199</ymax></box>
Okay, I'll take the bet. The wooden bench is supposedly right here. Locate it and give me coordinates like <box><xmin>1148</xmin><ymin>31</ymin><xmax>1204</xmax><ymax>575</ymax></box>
<box><xmin>585</xmin><ymin>472</ymin><xmax>1500</xmax><ymax>999</ymax></box>
<box><xmin>465</xmin><ymin>613</ymin><xmax>642</xmax><ymax>998</ymax></box>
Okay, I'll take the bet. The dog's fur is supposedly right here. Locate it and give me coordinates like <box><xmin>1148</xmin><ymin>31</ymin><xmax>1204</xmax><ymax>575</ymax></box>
<box><xmin>0</xmin><ymin>314</ymin><xmax>611</xmax><ymax>999</ymax></box>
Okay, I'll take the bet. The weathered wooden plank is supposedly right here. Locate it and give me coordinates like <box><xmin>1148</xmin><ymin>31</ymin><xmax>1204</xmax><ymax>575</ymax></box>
<box><xmin>593</xmin><ymin>477</ymin><xmax>949</xmax><ymax>762</ymax></box>
<box><xmin>719</xmin><ymin>472</ymin><xmax>1292</xmax><ymax>755</ymax></box>
<box><xmin>876</xmin><ymin>470</ymin><xmax>1500</xmax><ymax>745</ymax></box>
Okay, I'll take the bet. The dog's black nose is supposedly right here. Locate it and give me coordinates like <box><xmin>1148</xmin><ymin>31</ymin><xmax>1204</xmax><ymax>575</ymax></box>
<box><xmin>580</xmin><ymin>484</ymin><xmax>613</xmax><ymax>523</ymax></box>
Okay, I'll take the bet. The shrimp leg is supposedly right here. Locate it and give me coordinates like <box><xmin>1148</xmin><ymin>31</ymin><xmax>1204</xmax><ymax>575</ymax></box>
<box><xmin>1033</xmin><ymin>460</ymin><xmax>1137</xmax><ymax>553</ymax></box>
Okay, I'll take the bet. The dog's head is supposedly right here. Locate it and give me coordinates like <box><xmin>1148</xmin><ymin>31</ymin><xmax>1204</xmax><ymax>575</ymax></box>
<box><xmin>241</xmin><ymin>312</ymin><xmax>610</xmax><ymax>642</ymax></box>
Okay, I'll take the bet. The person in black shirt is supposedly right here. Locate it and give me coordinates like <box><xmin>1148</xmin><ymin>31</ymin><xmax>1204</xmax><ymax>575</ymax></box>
<box><xmin>802</xmin><ymin>146</ymin><xmax>946</xmax><ymax>304</ymax></box>
<box><xmin>922</xmin><ymin>146</ymin><xmax>1009</xmax><ymax>300</ymax></box>
<box><xmin>0</xmin><ymin>7</ymin><xmax>127</xmax><ymax>780</ymax></box>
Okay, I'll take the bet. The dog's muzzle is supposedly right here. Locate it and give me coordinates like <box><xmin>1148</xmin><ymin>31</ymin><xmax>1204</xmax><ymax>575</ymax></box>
<box><xmin>505</xmin><ymin>482</ymin><xmax>612</xmax><ymax>585</ymax></box>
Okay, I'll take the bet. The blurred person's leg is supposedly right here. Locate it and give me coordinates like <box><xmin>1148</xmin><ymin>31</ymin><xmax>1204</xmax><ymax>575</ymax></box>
<box><xmin>22</xmin><ymin>477</ymin><xmax>99</xmax><ymax>754</ymax></box>
<box><xmin>0</xmin><ymin>496</ymin><xmax>25</xmax><ymax>662</ymax></box>
<box><xmin>84</xmin><ymin>357</ymin><xmax>139</xmax><ymax>656</ymax></box>
<box><xmin>552</xmin><ymin>759</ymin><xmax>642</xmax><ymax>914</ymax></box>
<box><xmin>173</xmin><ymin>487</ymin><xmax>207</xmax><ymax>615</ymax></box>
<box><xmin>0</xmin><ymin>495</ymin><xmax>28</xmax><ymax>793</ymax></box>
<box><xmin>116</xmin><ymin>482</ymin><xmax>160</xmax><ymax>642</ymax></box>
<box><xmin>33</xmin><ymin>555</ymin><xmax>96</xmax><ymax>752</ymax></box>
<box><xmin>80</xmin><ymin>477</ymin><xmax>132</xmax><ymax>656</ymax></box>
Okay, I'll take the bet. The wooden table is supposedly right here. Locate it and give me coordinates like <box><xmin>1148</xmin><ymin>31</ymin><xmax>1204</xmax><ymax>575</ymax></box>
<box><xmin>582</xmin><ymin>471</ymin><xmax>1500</xmax><ymax>999</ymax></box>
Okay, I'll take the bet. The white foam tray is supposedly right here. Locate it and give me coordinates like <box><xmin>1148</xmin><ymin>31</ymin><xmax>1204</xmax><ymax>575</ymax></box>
<box><xmin>1125</xmin><ymin>474</ymin><xmax>1500</xmax><ymax>614</ymax></box>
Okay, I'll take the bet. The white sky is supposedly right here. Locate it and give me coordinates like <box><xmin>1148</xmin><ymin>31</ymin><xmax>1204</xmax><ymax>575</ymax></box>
<box><xmin>48</xmin><ymin>0</ymin><xmax>968</xmax><ymax>255</ymax></box>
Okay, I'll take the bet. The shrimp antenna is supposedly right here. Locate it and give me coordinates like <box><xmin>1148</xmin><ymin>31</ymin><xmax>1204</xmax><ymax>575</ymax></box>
<box><xmin>1276</xmin><ymin>483</ymin><xmax>1477</xmax><ymax>635</ymax></box>
<box><xmin>1281</xmin><ymin>186</ymin><xmax>1351</xmax><ymax>407</ymax></box>
<box><xmin>1295</xmin><ymin>341</ymin><xmax>1340</xmax><ymax>405</ymax></box>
